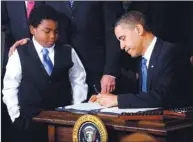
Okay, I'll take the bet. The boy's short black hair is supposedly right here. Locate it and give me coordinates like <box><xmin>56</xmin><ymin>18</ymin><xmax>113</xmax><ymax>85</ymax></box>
<box><xmin>28</xmin><ymin>4</ymin><xmax>59</xmax><ymax>28</ymax></box>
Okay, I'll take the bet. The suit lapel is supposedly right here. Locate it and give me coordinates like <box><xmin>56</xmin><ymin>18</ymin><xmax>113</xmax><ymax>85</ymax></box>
<box><xmin>65</xmin><ymin>1</ymin><xmax>81</xmax><ymax>16</ymax></box>
<box><xmin>62</xmin><ymin>1</ymin><xmax>73</xmax><ymax>18</ymax></box>
<box><xmin>34</xmin><ymin>1</ymin><xmax>44</xmax><ymax>7</ymax></box>
<box><xmin>46</xmin><ymin>2</ymin><xmax>81</xmax><ymax>18</ymax></box>
<box><xmin>21</xmin><ymin>2</ymin><xmax>28</xmax><ymax>20</ymax></box>
<box><xmin>71</xmin><ymin>1</ymin><xmax>81</xmax><ymax>13</ymax></box>
<box><xmin>147</xmin><ymin>38</ymin><xmax>163</xmax><ymax>91</ymax></box>
<box><xmin>46</xmin><ymin>2</ymin><xmax>72</xmax><ymax>18</ymax></box>
<box><xmin>16</xmin><ymin>2</ymin><xmax>29</xmax><ymax>33</ymax></box>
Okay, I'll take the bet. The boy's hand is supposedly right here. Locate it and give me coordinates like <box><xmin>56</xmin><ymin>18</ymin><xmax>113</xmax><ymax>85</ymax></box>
<box><xmin>9</xmin><ymin>38</ymin><xmax>30</xmax><ymax>57</ymax></box>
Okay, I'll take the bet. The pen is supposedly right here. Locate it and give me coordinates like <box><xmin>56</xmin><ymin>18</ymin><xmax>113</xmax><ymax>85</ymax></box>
<box><xmin>91</xmin><ymin>85</ymin><xmax>100</xmax><ymax>103</ymax></box>
<box><xmin>93</xmin><ymin>85</ymin><xmax>100</xmax><ymax>94</ymax></box>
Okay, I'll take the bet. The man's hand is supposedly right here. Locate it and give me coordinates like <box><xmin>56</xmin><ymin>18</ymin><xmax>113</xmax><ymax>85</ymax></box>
<box><xmin>8</xmin><ymin>38</ymin><xmax>30</xmax><ymax>57</ymax></box>
<box><xmin>88</xmin><ymin>94</ymin><xmax>97</xmax><ymax>102</ymax></box>
<box><xmin>96</xmin><ymin>93</ymin><xmax>118</xmax><ymax>107</ymax></box>
<box><xmin>100</xmin><ymin>75</ymin><xmax>116</xmax><ymax>93</ymax></box>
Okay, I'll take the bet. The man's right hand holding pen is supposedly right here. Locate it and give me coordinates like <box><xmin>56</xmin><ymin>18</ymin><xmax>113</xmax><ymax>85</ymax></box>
<box><xmin>89</xmin><ymin>85</ymin><xmax>118</xmax><ymax>107</ymax></box>
<box><xmin>89</xmin><ymin>85</ymin><xmax>100</xmax><ymax>102</ymax></box>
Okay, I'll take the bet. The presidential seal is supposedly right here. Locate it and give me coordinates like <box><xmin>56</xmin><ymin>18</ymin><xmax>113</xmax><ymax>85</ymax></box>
<box><xmin>73</xmin><ymin>114</ymin><xmax>108</xmax><ymax>142</ymax></box>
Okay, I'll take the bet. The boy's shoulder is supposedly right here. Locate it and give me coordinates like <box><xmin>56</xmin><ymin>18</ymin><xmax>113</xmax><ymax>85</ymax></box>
<box><xmin>55</xmin><ymin>42</ymin><xmax>73</xmax><ymax>51</ymax></box>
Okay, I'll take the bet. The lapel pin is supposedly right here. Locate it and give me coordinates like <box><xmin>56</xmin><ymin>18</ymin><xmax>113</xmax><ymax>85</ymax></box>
<box><xmin>151</xmin><ymin>65</ymin><xmax>154</xmax><ymax>68</ymax></box>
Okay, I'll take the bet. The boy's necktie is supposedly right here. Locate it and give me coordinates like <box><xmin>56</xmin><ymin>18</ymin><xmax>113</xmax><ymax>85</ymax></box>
<box><xmin>42</xmin><ymin>48</ymin><xmax>53</xmax><ymax>76</ymax></box>
<box><xmin>27</xmin><ymin>1</ymin><xmax>35</xmax><ymax>18</ymax></box>
<box><xmin>141</xmin><ymin>57</ymin><xmax>147</xmax><ymax>93</ymax></box>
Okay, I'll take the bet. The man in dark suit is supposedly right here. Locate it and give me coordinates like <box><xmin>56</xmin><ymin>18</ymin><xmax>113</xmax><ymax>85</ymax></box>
<box><xmin>90</xmin><ymin>11</ymin><xmax>193</xmax><ymax>108</ymax></box>
<box><xmin>45</xmin><ymin>1</ymin><xmax>123</xmax><ymax>95</ymax></box>
<box><xmin>2</xmin><ymin>1</ymin><xmax>47</xmax><ymax>67</ymax></box>
<box><xmin>2</xmin><ymin>1</ymin><xmax>44</xmax><ymax>42</ymax></box>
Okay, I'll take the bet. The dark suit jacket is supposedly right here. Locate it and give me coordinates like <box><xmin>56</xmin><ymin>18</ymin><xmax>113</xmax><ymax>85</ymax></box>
<box><xmin>45</xmin><ymin>1</ymin><xmax>123</xmax><ymax>93</ymax></box>
<box><xmin>118</xmin><ymin>38</ymin><xmax>193</xmax><ymax>108</ymax></box>
<box><xmin>1</xmin><ymin>1</ymin><xmax>45</xmax><ymax>78</ymax></box>
<box><xmin>3</xmin><ymin>1</ymin><xmax>44</xmax><ymax>42</ymax></box>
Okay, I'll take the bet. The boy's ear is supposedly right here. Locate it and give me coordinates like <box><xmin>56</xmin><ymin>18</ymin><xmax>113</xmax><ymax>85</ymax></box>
<box><xmin>29</xmin><ymin>25</ymin><xmax>35</xmax><ymax>35</ymax></box>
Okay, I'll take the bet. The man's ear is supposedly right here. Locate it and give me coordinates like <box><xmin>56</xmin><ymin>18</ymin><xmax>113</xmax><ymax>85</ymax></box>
<box><xmin>134</xmin><ymin>24</ymin><xmax>144</xmax><ymax>36</ymax></box>
<box><xmin>29</xmin><ymin>25</ymin><xmax>35</xmax><ymax>35</ymax></box>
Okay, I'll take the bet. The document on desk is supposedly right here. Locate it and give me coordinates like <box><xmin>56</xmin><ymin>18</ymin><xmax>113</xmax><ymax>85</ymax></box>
<box><xmin>56</xmin><ymin>102</ymin><xmax>106</xmax><ymax>114</ymax></box>
<box><xmin>100</xmin><ymin>107</ymin><xmax>160</xmax><ymax>114</ymax></box>
<box><xmin>57</xmin><ymin>102</ymin><xmax>160</xmax><ymax>115</ymax></box>
<box><xmin>65</xmin><ymin>102</ymin><xmax>106</xmax><ymax>111</ymax></box>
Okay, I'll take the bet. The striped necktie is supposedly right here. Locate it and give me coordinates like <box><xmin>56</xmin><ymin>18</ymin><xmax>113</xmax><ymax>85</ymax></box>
<box><xmin>141</xmin><ymin>57</ymin><xmax>147</xmax><ymax>93</ymax></box>
<box><xmin>42</xmin><ymin>48</ymin><xmax>53</xmax><ymax>76</ymax></box>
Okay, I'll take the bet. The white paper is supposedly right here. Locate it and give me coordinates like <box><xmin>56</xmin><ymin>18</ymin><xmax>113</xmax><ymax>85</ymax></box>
<box><xmin>65</xmin><ymin>102</ymin><xmax>106</xmax><ymax>111</ymax></box>
<box><xmin>64</xmin><ymin>103</ymin><xmax>160</xmax><ymax>114</ymax></box>
<box><xmin>100</xmin><ymin>107</ymin><xmax>160</xmax><ymax>114</ymax></box>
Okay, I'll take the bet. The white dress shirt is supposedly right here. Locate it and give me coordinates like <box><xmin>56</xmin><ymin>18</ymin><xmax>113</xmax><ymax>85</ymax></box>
<box><xmin>143</xmin><ymin>36</ymin><xmax>157</xmax><ymax>68</ymax></box>
<box><xmin>2</xmin><ymin>37</ymin><xmax>88</xmax><ymax>122</ymax></box>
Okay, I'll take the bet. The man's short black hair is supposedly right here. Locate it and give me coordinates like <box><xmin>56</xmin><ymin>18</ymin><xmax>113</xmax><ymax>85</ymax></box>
<box><xmin>115</xmin><ymin>11</ymin><xmax>151</xmax><ymax>32</ymax></box>
<box><xmin>28</xmin><ymin>4</ymin><xmax>59</xmax><ymax>28</ymax></box>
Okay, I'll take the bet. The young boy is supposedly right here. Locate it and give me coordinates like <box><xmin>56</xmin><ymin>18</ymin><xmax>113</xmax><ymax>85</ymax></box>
<box><xmin>2</xmin><ymin>4</ymin><xmax>88</xmax><ymax>142</ymax></box>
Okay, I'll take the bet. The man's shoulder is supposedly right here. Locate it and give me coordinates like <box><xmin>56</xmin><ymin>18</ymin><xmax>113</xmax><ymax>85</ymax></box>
<box><xmin>157</xmin><ymin>38</ymin><xmax>178</xmax><ymax>49</ymax></box>
<box><xmin>153</xmin><ymin>38</ymin><xmax>184</xmax><ymax>67</ymax></box>
<box><xmin>157</xmin><ymin>38</ymin><xmax>181</xmax><ymax>55</ymax></box>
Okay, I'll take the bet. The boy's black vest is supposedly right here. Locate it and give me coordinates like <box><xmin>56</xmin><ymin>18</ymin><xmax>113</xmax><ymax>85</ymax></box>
<box><xmin>17</xmin><ymin>41</ymin><xmax>73</xmax><ymax>118</ymax></box>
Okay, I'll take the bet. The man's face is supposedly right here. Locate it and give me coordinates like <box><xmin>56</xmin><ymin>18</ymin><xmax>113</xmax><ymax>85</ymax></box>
<box><xmin>115</xmin><ymin>24</ymin><xmax>143</xmax><ymax>57</ymax></box>
<box><xmin>30</xmin><ymin>19</ymin><xmax>59</xmax><ymax>47</ymax></box>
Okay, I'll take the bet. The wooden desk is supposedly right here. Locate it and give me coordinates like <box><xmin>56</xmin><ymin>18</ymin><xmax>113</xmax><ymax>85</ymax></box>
<box><xmin>33</xmin><ymin>111</ymin><xmax>193</xmax><ymax>142</ymax></box>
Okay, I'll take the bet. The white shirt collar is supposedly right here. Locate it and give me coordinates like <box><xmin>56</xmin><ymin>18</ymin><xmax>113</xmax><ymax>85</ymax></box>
<box><xmin>25</xmin><ymin>1</ymin><xmax>27</xmax><ymax>8</ymax></box>
<box><xmin>32</xmin><ymin>36</ymin><xmax>55</xmax><ymax>54</ymax></box>
<box><xmin>143</xmin><ymin>36</ymin><xmax>157</xmax><ymax>68</ymax></box>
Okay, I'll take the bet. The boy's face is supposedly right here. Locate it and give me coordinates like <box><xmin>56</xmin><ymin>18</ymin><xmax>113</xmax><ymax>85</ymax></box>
<box><xmin>30</xmin><ymin>19</ymin><xmax>59</xmax><ymax>47</ymax></box>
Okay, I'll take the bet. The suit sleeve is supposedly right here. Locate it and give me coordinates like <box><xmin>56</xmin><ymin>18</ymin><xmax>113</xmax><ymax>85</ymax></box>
<box><xmin>1</xmin><ymin>1</ymin><xmax>15</xmax><ymax>45</ymax></box>
<box><xmin>118</xmin><ymin>45</ymin><xmax>192</xmax><ymax>108</ymax></box>
<box><xmin>2</xmin><ymin>2</ymin><xmax>11</xmax><ymax>36</ymax></box>
<box><xmin>102</xmin><ymin>2</ymin><xmax>124</xmax><ymax>77</ymax></box>
<box><xmin>1</xmin><ymin>1</ymin><xmax>15</xmax><ymax>75</ymax></box>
